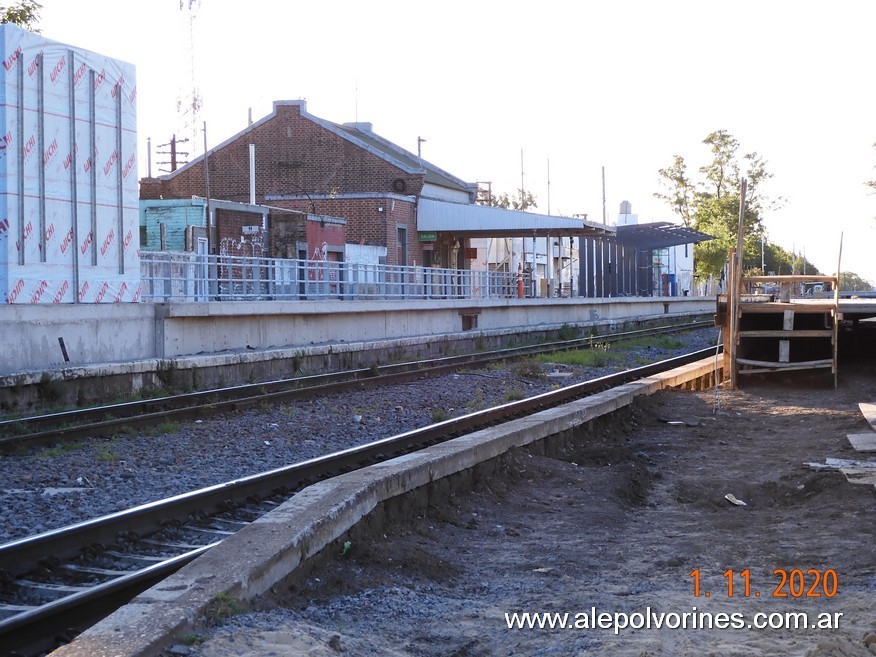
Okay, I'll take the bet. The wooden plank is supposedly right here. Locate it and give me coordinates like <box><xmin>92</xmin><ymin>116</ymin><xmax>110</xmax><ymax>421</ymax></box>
<box><xmin>807</xmin><ymin>458</ymin><xmax>876</xmax><ymax>470</ymax></box>
<box><xmin>840</xmin><ymin>468</ymin><xmax>876</xmax><ymax>486</ymax></box>
<box><xmin>736</xmin><ymin>358</ymin><xmax>833</xmax><ymax>369</ymax></box>
<box><xmin>783</xmin><ymin>309</ymin><xmax>794</xmax><ymax>330</ymax></box>
<box><xmin>826</xmin><ymin>457</ymin><xmax>876</xmax><ymax>468</ymax></box>
<box><xmin>742</xmin><ymin>275</ymin><xmax>837</xmax><ymax>284</ymax></box>
<box><xmin>833</xmin><ymin>233</ymin><xmax>842</xmax><ymax>389</ymax></box>
<box><xmin>737</xmin><ymin>330</ymin><xmax>833</xmax><ymax>338</ymax></box>
<box><xmin>778</xmin><ymin>340</ymin><xmax>790</xmax><ymax>363</ymax></box>
<box><xmin>859</xmin><ymin>402</ymin><xmax>876</xmax><ymax>430</ymax></box>
<box><xmin>847</xmin><ymin>433</ymin><xmax>876</xmax><ymax>452</ymax></box>
<box><xmin>738</xmin><ymin>302</ymin><xmax>836</xmax><ymax>314</ymax></box>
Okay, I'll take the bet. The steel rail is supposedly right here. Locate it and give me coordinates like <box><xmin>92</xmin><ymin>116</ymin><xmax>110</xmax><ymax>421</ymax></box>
<box><xmin>0</xmin><ymin>545</ymin><xmax>213</xmax><ymax>657</ymax></box>
<box><xmin>0</xmin><ymin>320</ymin><xmax>713</xmax><ymax>451</ymax></box>
<box><xmin>1</xmin><ymin>343</ymin><xmax>721</xmax><ymax>575</ymax></box>
<box><xmin>0</xmin><ymin>344</ymin><xmax>720</xmax><ymax>657</ymax></box>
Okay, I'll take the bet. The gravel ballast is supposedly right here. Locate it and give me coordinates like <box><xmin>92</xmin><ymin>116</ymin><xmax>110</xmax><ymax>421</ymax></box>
<box><xmin>0</xmin><ymin>328</ymin><xmax>720</xmax><ymax>543</ymax></box>
<box><xmin>178</xmin><ymin>362</ymin><xmax>876</xmax><ymax>657</ymax></box>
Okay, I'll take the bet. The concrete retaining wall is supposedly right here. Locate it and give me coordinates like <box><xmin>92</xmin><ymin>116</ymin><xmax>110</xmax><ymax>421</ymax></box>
<box><xmin>1</xmin><ymin>303</ymin><xmax>157</xmax><ymax>371</ymax></box>
<box><xmin>3</xmin><ymin>297</ymin><xmax>713</xmax><ymax>375</ymax></box>
<box><xmin>0</xmin><ymin>298</ymin><xmax>714</xmax><ymax>412</ymax></box>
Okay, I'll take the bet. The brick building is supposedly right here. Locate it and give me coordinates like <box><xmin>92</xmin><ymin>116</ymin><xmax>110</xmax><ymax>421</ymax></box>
<box><xmin>139</xmin><ymin>100</ymin><xmax>477</xmax><ymax>268</ymax></box>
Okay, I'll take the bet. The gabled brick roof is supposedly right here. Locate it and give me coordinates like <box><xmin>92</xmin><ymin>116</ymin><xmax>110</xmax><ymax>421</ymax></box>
<box><xmin>332</xmin><ymin>121</ymin><xmax>476</xmax><ymax>196</ymax></box>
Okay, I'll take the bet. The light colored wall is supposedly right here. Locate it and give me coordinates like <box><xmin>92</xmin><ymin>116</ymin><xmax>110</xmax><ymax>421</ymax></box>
<box><xmin>345</xmin><ymin>244</ymin><xmax>387</xmax><ymax>265</ymax></box>
<box><xmin>420</xmin><ymin>183</ymin><xmax>470</xmax><ymax>204</ymax></box>
<box><xmin>0</xmin><ymin>297</ymin><xmax>714</xmax><ymax>375</ymax></box>
<box><xmin>0</xmin><ymin>303</ymin><xmax>157</xmax><ymax>373</ymax></box>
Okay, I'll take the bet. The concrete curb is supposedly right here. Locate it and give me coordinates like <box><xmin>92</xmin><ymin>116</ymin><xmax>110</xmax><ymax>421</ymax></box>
<box><xmin>51</xmin><ymin>356</ymin><xmax>720</xmax><ymax>657</ymax></box>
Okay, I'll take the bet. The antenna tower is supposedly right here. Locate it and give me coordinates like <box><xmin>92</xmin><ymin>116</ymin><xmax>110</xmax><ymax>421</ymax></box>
<box><xmin>178</xmin><ymin>0</ymin><xmax>203</xmax><ymax>156</ymax></box>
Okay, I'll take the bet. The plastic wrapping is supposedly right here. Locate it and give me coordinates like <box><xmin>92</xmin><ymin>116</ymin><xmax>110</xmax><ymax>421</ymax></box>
<box><xmin>0</xmin><ymin>24</ymin><xmax>139</xmax><ymax>303</ymax></box>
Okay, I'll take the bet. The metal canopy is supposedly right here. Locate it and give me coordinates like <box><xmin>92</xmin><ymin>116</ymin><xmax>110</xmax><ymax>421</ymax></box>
<box><xmin>611</xmin><ymin>222</ymin><xmax>714</xmax><ymax>249</ymax></box>
<box><xmin>417</xmin><ymin>198</ymin><xmax>615</xmax><ymax>239</ymax></box>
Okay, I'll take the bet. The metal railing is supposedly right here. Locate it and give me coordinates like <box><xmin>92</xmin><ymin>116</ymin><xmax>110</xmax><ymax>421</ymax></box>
<box><xmin>140</xmin><ymin>251</ymin><xmax>518</xmax><ymax>302</ymax></box>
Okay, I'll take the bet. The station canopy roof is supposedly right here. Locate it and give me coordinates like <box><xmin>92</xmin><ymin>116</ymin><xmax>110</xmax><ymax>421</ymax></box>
<box><xmin>416</xmin><ymin>198</ymin><xmax>615</xmax><ymax>239</ymax></box>
<box><xmin>611</xmin><ymin>222</ymin><xmax>714</xmax><ymax>249</ymax></box>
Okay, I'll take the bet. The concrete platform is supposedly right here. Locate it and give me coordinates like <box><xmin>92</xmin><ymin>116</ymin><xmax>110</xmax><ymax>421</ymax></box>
<box><xmin>50</xmin><ymin>355</ymin><xmax>721</xmax><ymax>657</ymax></box>
<box><xmin>0</xmin><ymin>298</ymin><xmax>714</xmax><ymax>412</ymax></box>
<box><xmin>1</xmin><ymin>297</ymin><xmax>714</xmax><ymax>375</ymax></box>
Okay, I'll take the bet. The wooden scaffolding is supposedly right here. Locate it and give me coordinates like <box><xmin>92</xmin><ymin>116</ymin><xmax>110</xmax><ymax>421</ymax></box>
<box><xmin>722</xmin><ymin>273</ymin><xmax>840</xmax><ymax>388</ymax></box>
<box><xmin>719</xmin><ymin>179</ymin><xmax>842</xmax><ymax>388</ymax></box>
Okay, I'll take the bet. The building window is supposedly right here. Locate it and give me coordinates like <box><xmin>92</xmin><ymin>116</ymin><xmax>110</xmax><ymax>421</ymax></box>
<box><xmin>397</xmin><ymin>227</ymin><xmax>407</xmax><ymax>266</ymax></box>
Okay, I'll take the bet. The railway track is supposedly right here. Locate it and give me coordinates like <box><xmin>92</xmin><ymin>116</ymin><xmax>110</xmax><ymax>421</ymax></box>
<box><xmin>0</xmin><ymin>344</ymin><xmax>720</xmax><ymax>657</ymax></box>
<box><xmin>0</xmin><ymin>320</ymin><xmax>712</xmax><ymax>452</ymax></box>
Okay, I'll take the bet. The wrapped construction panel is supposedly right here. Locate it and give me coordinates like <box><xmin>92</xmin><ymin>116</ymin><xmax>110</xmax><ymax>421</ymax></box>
<box><xmin>0</xmin><ymin>24</ymin><xmax>139</xmax><ymax>304</ymax></box>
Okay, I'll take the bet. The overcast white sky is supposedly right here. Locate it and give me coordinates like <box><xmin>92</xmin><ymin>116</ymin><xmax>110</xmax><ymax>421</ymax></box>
<box><xmin>37</xmin><ymin>0</ymin><xmax>876</xmax><ymax>283</ymax></box>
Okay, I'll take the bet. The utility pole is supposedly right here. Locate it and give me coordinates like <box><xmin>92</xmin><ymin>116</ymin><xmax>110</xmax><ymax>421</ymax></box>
<box><xmin>520</xmin><ymin>149</ymin><xmax>525</xmax><ymax>196</ymax></box>
<box><xmin>546</xmin><ymin>158</ymin><xmax>551</xmax><ymax>215</ymax></box>
<box><xmin>203</xmin><ymin>122</ymin><xmax>212</xmax><ymax>254</ymax></box>
<box><xmin>156</xmin><ymin>134</ymin><xmax>190</xmax><ymax>173</ymax></box>
<box><xmin>520</xmin><ymin>149</ymin><xmax>526</xmax><ymax>268</ymax></box>
<box><xmin>761</xmin><ymin>232</ymin><xmax>765</xmax><ymax>272</ymax></box>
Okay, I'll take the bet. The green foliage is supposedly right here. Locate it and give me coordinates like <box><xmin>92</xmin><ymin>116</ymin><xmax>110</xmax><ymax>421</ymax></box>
<box><xmin>465</xmin><ymin>387</ymin><xmax>485</xmax><ymax>412</ymax></box>
<box><xmin>36</xmin><ymin>372</ymin><xmax>63</xmax><ymax>403</ymax></box>
<box><xmin>839</xmin><ymin>271</ymin><xmax>874</xmax><ymax>291</ymax></box>
<box><xmin>37</xmin><ymin>441</ymin><xmax>83</xmax><ymax>458</ymax></box>
<box><xmin>655</xmin><ymin>155</ymin><xmax>693</xmax><ymax>226</ymax></box>
<box><xmin>655</xmin><ymin>130</ymin><xmax>784</xmax><ymax>280</ymax></box>
<box><xmin>759</xmin><ymin>242</ymin><xmax>821</xmax><ymax>276</ymax></box>
<box><xmin>1</xmin><ymin>1</ymin><xmax>41</xmax><ymax>31</ymax></box>
<box><xmin>96</xmin><ymin>443</ymin><xmax>118</xmax><ymax>463</ymax></box>
<box><xmin>478</xmin><ymin>187</ymin><xmax>537</xmax><ymax>211</ymax></box>
<box><xmin>144</xmin><ymin>422</ymin><xmax>180</xmax><ymax>437</ymax></box>
<box><xmin>430</xmin><ymin>408</ymin><xmax>451</xmax><ymax>423</ymax></box>
<box><xmin>613</xmin><ymin>335</ymin><xmax>684</xmax><ymax>351</ymax></box>
<box><xmin>868</xmin><ymin>141</ymin><xmax>876</xmax><ymax>196</ymax></box>
<box><xmin>204</xmin><ymin>593</ymin><xmax>248</xmax><ymax>625</ymax></box>
<box><xmin>556</xmin><ymin>324</ymin><xmax>577</xmax><ymax>341</ymax></box>
<box><xmin>687</xmin><ymin>211</ymin><xmax>733</xmax><ymax>278</ymax></box>
<box><xmin>502</xmin><ymin>385</ymin><xmax>526</xmax><ymax>402</ymax></box>
<box><xmin>537</xmin><ymin>343</ymin><xmax>617</xmax><ymax>368</ymax></box>
<box><xmin>510</xmin><ymin>358</ymin><xmax>545</xmax><ymax>380</ymax></box>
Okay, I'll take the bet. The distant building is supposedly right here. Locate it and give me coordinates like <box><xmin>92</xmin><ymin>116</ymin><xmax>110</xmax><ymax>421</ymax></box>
<box><xmin>140</xmin><ymin>100</ymin><xmax>613</xmax><ymax>295</ymax></box>
<box><xmin>140</xmin><ymin>100</ymin><xmax>476</xmax><ymax>269</ymax></box>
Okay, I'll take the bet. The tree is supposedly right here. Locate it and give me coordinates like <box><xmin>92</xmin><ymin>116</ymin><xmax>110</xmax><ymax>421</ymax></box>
<box><xmin>655</xmin><ymin>130</ymin><xmax>782</xmax><ymax>280</ymax></box>
<box><xmin>655</xmin><ymin>155</ymin><xmax>693</xmax><ymax>226</ymax></box>
<box><xmin>1</xmin><ymin>1</ymin><xmax>42</xmax><ymax>31</ymax></box>
<box><xmin>839</xmin><ymin>271</ymin><xmax>874</xmax><ymax>292</ymax></box>
<box><xmin>762</xmin><ymin>242</ymin><xmax>821</xmax><ymax>277</ymax></box>
<box><xmin>478</xmin><ymin>187</ymin><xmax>537</xmax><ymax>211</ymax></box>
<box><xmin>868</xmin><ymin>142</ymin><xmax>876</xmax><ymax>217</ymax></box>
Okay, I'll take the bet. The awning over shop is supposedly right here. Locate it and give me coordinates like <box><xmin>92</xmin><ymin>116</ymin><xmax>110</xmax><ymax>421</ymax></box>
<box><xmin>417</xmin><ymin>198</ymin><xmax>615</xmax><ymax>239</ymax></box>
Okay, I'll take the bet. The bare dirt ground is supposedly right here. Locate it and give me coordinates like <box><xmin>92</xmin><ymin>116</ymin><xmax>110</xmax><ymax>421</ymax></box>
<box><xmin>184</xmin><ymin>367</ymin><xmax>876</xmax><ymax>657</ymax></box>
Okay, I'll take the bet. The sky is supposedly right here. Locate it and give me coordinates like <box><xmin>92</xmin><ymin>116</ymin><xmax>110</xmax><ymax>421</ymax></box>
<box><xmin>35</xmin><ymin>0</ymin><xmax>876</xmax><ymax>284</ymax></box>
